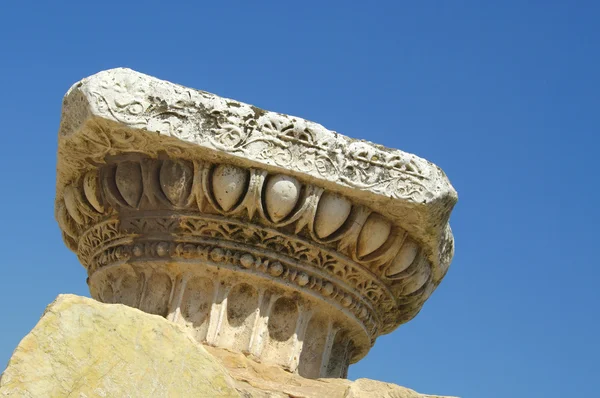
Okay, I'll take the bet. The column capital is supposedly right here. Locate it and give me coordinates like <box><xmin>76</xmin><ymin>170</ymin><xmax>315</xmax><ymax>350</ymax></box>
<box><xmin>55</xmin><ymin>68</ymin><xmax>457</xmax><ymax>378</ymax></box>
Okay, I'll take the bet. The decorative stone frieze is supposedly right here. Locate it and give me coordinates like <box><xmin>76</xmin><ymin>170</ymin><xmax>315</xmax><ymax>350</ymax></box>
<box><xmin>55</xmin><ymin>68</ymin><xmax>457</xmax><ymax>379</ymax></box>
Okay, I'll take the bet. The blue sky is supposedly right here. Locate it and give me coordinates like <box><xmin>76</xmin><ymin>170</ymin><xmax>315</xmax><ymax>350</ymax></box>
<box><xmin>0</xmin><ymin>1</ymin><xmax>598</xmax><ymax>397</ymax></box>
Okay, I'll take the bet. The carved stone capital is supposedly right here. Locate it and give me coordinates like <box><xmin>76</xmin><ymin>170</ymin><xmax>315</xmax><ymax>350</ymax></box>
<box><xmin>55</xmin><ymin>68</ymin><xmax>457</xmax><ymax>378</ymax></box>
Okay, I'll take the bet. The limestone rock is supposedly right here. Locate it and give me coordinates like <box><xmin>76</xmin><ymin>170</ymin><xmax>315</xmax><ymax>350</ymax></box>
<box><xmin>1</xmin><ymin>295</ymin><xmax>457</xmax><ymax>398</ymax></box>
<box><xmin>0</xmin><ymin>295</ymin><xmax>240</xmax><ymax>397</ymax></box>
<box><xmin>206</xmin><ymin>346</ymin><xmax>457</xmax><ymax>398</ymax></box>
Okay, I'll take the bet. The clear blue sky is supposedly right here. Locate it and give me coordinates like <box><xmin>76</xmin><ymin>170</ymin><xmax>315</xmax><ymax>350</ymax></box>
<box><xmin>0</xmin><ymin>1</ymin><xmax>598</xmax><ymax>397</ymax></box>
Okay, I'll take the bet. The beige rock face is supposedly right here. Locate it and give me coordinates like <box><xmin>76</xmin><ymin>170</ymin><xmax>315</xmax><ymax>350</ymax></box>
<box><xmin>54</xmin><ymin>68</ymin><xmax>458</xmax><ymax>378</ymax></box>
<box><xmin>0</xmin><ymin>295</ymin><xmax>457</xmax><ymax>398</ymax></box>
<box><xmin>0</xmin><ymin>295</ymin><xmax>239</xmax><ymax>397</ymax></box>
<box><xmin>207</xmin><ymin>345</ymin><xmax>458</xmax><ymax>398</ymax></box>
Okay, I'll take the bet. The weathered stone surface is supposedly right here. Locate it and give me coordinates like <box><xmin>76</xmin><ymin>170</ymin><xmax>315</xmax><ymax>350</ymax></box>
<box><xmin>0</xmin><ymin>295</ymin><xmax>240</xmax><ymax>397</ymax></box>
<box><xmin>207</xmin><ymin>346</ymin><xmax>457</xmax><ymax>398</ymax></box>
<box><xmin>54</xmin><ymin>68</ymin><xmax>458</xmax><ymax>377</ymax></box>
<box><xmin>1</xmin><ymin>296</ymin><xmax>457</xmax><ymax>398</ymax></box>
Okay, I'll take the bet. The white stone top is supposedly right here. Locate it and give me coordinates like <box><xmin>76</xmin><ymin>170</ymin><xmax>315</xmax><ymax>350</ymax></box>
<box><xmin>58</xmin><ymin>68</ymin><xmax>456</xmax><ymax>275</ymax></box>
